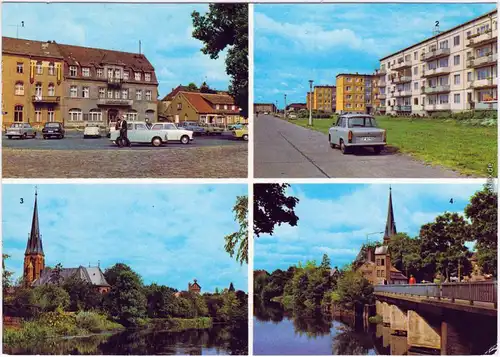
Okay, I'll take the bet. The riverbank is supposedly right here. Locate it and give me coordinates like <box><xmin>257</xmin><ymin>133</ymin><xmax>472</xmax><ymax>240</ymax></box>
<box><xmin>145</xmin><ymin>317</ymin><xmax>213</xmax><ymax>331</ymax></box>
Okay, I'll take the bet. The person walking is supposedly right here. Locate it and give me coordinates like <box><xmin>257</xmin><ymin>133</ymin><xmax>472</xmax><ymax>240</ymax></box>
<box><xmin>120</xmin><ymin>115</ymin><xmax>130</xmax><ymax>147</ymax></box>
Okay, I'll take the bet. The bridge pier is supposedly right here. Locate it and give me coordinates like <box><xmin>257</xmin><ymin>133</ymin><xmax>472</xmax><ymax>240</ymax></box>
<box><xmin>389</xmin><ymin>304</ymin><xmax>408</xmax><ymax>334</ymax></box>
<box><xmin>382</xmin><ymin>301</ymin><xmax>390</xmax><ymax>326</ymax></box>
<box><xmin>407</xmin><ymin>310</ymin><xmax>441</xmax><ymax>351</ymax></box>
<box><xmin>390</xmin><ymin>333</ymin><xmax>408</xmax><ymax>355</ymax></box>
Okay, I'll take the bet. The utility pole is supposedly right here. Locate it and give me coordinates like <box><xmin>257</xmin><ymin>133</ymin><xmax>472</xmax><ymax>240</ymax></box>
<box><xmin>284</xmin><ymin>94</ymin><xmax>287</xmax><ymax>119</ymax></box>
<box><xmin>8</xmin><ymin>21</ymin><xmax>24</xmax><ymax>39</ymax></box>
<box><xmin>308</xmin><ymin>80</ymin><xmax>314</xmax><ymax>126</ymax></box>
<box><xmin>275</xmin><ymin>100</ymin><xmax>278</xmax><ymax>114</ymax></box>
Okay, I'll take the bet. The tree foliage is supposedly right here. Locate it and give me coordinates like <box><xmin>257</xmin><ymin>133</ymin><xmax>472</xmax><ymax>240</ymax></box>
<box><xmin>32</xmin><ymin>285</ymin><xmax>70</xmax><ymax>312</ymax></box>
<box><xmin>62</xmin><ymin>275</ymin><xmax>102</xmax><ymax>312</ymax></box>
<box><xmin>3</xmin><ymin>254</ymin><xmax>14</xmax><ymax>295</ymax></box>
<box><xmin>254</xmin><ymin>184</ymin><xmax>299</xmax><ymax>237</ymax></box>
<box><xmin>192</xmin><ymin>4</ymin><xmax>248</xmax><ymax>117</ymax></box>
<box><xmin>224</xmin><ymin>195</ymin><xmax>248</xmax><ymax>265</ymax></box>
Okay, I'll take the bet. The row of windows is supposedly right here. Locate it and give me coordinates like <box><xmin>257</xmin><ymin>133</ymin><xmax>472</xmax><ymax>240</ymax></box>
<box><xmin>14</xmin><ymin>82</ymin><xmax>56</xmax><ymax>96</ymax></box>
<box><xmin>67</xmin><ymin>109</ymin><xmax>155</xmax><ymax>122</ymax></box>
<box><xmin>345</xmin><ymin>103</ymin><xmax>365</xmax><ymax>109</ymax></box>
<box><xmin>11</xmin><ymin>105</ymin><xmax>55</xmax><ymax>122</ymax></box>
<box><xmin>376</xmin><ymin>270</ymin><xmax>385</xmax><ymax>278</ymax></box>
<box><xmin>176</xmin><ymin>102</ymin><xmax>236</xmax><ymax>111</ymax></box>
<box><xmin>69</xmin><ymin>87</ymin><xmax>153</xmax><ymax>101</ymax></box>
<box><xmin>383</xmin><ymin>89</ymin><xmax>496</xmax><ymax>107</ymax></box>
<box><xmin>16</xmin><ymin>62</ymin><xmax>58</xmax><ymax>75</ymax></box>
<box><xmin>68</xmin><ymin>66</ymin><xmax>152</xmax><ymax>82</ymax></box>
<box><xmin>376</xmin><ymin>258</ymin><xmax>385</xmax><ymax>266</ymax></box>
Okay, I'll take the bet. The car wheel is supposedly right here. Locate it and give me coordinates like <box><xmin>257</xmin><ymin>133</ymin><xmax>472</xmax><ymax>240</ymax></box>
<box><xmin>373</xmin><ymin>146</ymin><xmax>382</xmax><ymax>155</ymax></box>
<box><xmin>22</xmin><ymin>133</ymin><xmax>27</xmax><ymax>139</ymax></box>
<box><xmin>43</xmin><ymin>135</ymin><xmax>47</xmax><ymax>140</ymax></box>
<box><xmin>151</xmin><ymin>137</ymin><xmax>162</xmax><ymax>147</ymax></box>
<box><xmin>329</xmin><ymin>135</ymin><xmax>335</xmax><ymax>149</ymax></box>
<box><xmin>180</xmin><ymin>135</ymin><xmax>189</xmax><ymax>145</ymax></box>
<box><xmin>60</xmin><ymin>134</ymin><xmax>64</xmax><ymax>139</ymax></box>
<box><xmin>84</xmin><ymin>135</ymin><xmax>88</xmax><ymax>139</ymax></box>
<box><xmin>32</xmin><ymin>132</ymin><xmax>37</xmax><ymax>138</ymax></box>
<box><xmin>7</xmin><ymin>136</ymin><xmax>12</xmax><ymax>140</ymax></box>
<box><xmin>340</xmin><ymin>140</ymin><xmax>349</xmax><ymax>154</ymax></box>
<box><xmin>242</xmin><ymin>134</ymin><xmax>249</xmax><ymax>141</ymax></box>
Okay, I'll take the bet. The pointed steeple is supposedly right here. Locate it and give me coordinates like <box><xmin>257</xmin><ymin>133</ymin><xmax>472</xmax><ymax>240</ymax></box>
<box><xmin>25</xmin><ymin>188</ymin><xmax>44</xmax><ymax>256</ymax></box>
<box><xmin>383</xmin><ymin>186</ymin><xmax>397</xmax><ymax>244</ymax></box>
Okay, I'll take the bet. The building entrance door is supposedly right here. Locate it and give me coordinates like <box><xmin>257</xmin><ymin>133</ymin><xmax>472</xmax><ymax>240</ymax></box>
<box><xmin>108</xmin><ymin>109</ymin><xmax>118</xmax><ymax>126</ymax></box>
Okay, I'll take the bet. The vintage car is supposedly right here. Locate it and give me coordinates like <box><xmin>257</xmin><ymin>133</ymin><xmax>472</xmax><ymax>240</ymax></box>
<box><xmin>228</xmin><ymin>123</ymin><xmax>247</xmax><ymax>130</ymax></box>
<box><xmin>179</xmin><ymin>121</ymin><xmax>206</xmax><ymax>136</ymax></box>
<box><xmin>110</xmin><ymin>121</ymin><xmax>193</xmax><ymax>147</ymax></box>
<box><xmin>42</xmin><ymin>122</ymin><xmax>65</xmax><ymax>139</ymax></box>
<box><xmin>83</xmin><ymin>124</ymin><xmax>102</xmax><ymax>138</ymax></box>
<box><xmin>232</xmin><ymin>127</ymin><xmax>248</xmax><ymax>141</ymax></box>
<box><xmin>328</xmin><ymin>114</ymin><xmax>386</xmax><ymax>154</ymax></box>
<box><xmin>6</xmin><ymin>123</ymin><xmax>36</xmax><ymax>139</ymax></box>
<box><xmin>200</xmin><ymin>123</ymin><xmax>225</xmax><ymax>135</ymax></box>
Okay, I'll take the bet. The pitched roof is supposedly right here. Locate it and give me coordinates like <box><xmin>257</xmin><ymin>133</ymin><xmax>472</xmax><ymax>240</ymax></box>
<box><xmin>32</xmin><ymin>266</ymin><xmax>110</xmax><ymax>287</ymax></box>
<box><xmin>2</xmin><ymin>37</ymin><xmax>63</xmax><ymax>59</ymax></box>
<box><xmin>25</xmin><ymin>191</ymin><xmax>44</xmax><ymax>256</ymax></box>
<box><xmin>384</xmin><ymin>188</ymin><xmax>397</xmax><ymax>240</ymax></box>
<box><xmin>201</xmin><ymin>93</ymin><xmax>235</xmax><ymax>105</ymax></box>
<box><xmin>374</xmin><ymin>246</ymin><xmax>388</xmax><ymax>255</ymax></box>
<box><xmin>162</xmin><ymin>85</ymin><xmax>194</xmax><ymax>102</ymax></box>
<box><xmin>181</xmin><ymin>92</ymin><xmax>239</xmax><ymax>114</ymax></box>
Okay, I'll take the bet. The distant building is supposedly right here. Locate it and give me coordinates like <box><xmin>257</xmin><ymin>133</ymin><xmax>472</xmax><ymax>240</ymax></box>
<box><xmin>336</xmin><ymin>73</ymin><xmax>373</xmax><ymax>114</ymax></box>
<box><xmin>313</xmin><ymin>85</ymin><xmax>336</xmax><ymax>112</ymax></box>
<box><xmin>188</xmin><ymin>279</ymin><xmax>201</xmax><ymax>294</ymax></box>
<box><xmin>254</xmin><ymin>103</ymin><xmax>277</xmax><ymax>114</ymax></box>
<box><xmin>286</xmin><ymin>103</ymin><xmax>307</xmax><ymax>112</ymax></box>
<box><xmin>306</xmin><ymin>92</ymin><xmax>314</xmax><ymax>110</ymax></box>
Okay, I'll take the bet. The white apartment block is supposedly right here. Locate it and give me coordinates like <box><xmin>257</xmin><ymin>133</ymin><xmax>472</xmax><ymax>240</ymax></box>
<box><xmin>375</xmin><ymin>10</ymin><xmax>497</xmax><ymax>115</ymax></box>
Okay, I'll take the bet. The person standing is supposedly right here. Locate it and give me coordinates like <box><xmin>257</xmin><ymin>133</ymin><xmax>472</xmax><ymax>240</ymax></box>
<box><xmin>120</xmin><ymin>115</ymin><xmax>130</xmax><ymax>147</ymax></box>
<box><xmin>409</xmin><ymin>275</ymin><xmax>416</xmax><ymax>285</ymax></box>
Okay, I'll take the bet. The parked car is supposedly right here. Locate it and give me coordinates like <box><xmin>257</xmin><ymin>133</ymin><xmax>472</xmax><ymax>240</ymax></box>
<box><xmin>42</xmin><ymin>122</ymin><xmax>65</xmax><ymax>139</ymax></box>
<box><xmin>200</xmin><ymin>123</ymin><xmax>224</xmax><ymax>135</ymax></box>
<box><xmin>6</xmin><ymin>123</ymin><xmax>36</xmax><ymax>139</ymax></box>
<box><xmin>179</xmin><ymin>121</ymin><xmax>206</xmax><ymax>136</ymax></box>
<box><xmin>328</xmin><ymin>114</ymin><xmax>386</xmax><ymax>154</ymax></box>
<box><xmin>288</xmin><ymin>113</ymin><xmax>297</xmax><ymax>119</ymax></box>
<box><xmin>228</xmin><ymin>123</ymin><xmax>247</xmax><ymax>130</ymax></box>
<box><xmin>110</xmin><ymin>121</ymin><xmax>193</xmax><ymax>147</ymax></box>
<box><xmin>83</xmin><ymin>124</ymin><xmax>102</xmax><ymax>138</ymax></box>
<box><xmin>232</xmin><ymin>127</ymin><xmax>248</xmax><ymax>141</ymax></box>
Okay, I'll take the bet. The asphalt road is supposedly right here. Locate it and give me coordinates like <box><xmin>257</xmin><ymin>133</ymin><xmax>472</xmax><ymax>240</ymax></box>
<box><xmin>3</xmin><ymin>131</ymin><xmax>245</xmax><ymax>151</ymax></box>
<box><xmin>254</xmin><ymin>115</ymin><xmax>464</xmax><ymax>178</ymax></box>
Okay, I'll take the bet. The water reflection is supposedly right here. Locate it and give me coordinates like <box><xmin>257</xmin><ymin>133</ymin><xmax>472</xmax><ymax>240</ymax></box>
<box><xmin>4</xmin><ymin>323</ymin><xmax>248</xmax><ymax>355</ymax></box>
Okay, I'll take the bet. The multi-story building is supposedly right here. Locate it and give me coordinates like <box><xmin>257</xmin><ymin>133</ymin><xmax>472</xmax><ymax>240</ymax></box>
<box><xmin>379</xmin><ymin>10</ymin><xmax>497</xmax><ymax>115</ymax></box>
<box><xmin>254</xmin><ymin>103</ymin><xmax>277</xmax><ymax>114</ymax></box>
<box><xmin>313</xmin><ymin>85</ymin><xmax>336</xmax><ymax>112</ymax></box>
<box><xmin>306</xmin><ymin>92</ymin><xmax>314</xmax><ymax>110</ymax></box>
<box><xmin>372</xmin><ymin>68</ymin><xmax>388</xmax><ymax>114</ymax></box>
<box><xmin>2</xmin><ymin>37</ymin><xmax>64</xmax><ymax>128</ymax></box>
<box><xmin>336</xmin><ymin>73</ymin><xmax>373</xmax><ymax>114</ymax></box>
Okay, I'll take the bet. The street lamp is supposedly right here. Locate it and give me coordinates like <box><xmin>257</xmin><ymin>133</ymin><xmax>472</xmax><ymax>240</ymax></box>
<box><xmin>284</xmin><ymin>94</ymin><xmax>287</xmax><ymax>119</ymax></box>
<box><xmin>308</xmin><ymin>80</ymin><xmax>313</xmax><ymax>126</ymax></box>
<box><xmin>8</xmin><ymin>21</ymin><xmax>24</xmax><ymax>39</ymax></box>
<box><xmin>365</xmin><ymin>231</ymin><xmax>384</xmax><ymax>245</ymax></box>
<box><xmin>276</xmin><ymin>100</ymin><xmax>278</xmax><ymax>114</ymax></box>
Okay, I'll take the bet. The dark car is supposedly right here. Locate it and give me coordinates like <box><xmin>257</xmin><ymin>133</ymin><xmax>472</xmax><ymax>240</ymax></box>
<box><xmin>42</xmin><ymin>122</ymin><xmax>65</xmax><ymax>139</ymax></box>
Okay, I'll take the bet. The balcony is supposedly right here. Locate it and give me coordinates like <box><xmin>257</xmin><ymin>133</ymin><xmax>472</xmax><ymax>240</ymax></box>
<box><xmin>394</xmin><ymin>105</ymin><xmax>412</xmax><ymax>112</ymax></box>
<box><xmin>97</xmin><ymin>99</ymin><xmax>133</xmax><ymax>106</ymax></box>
<box><xmin>393</xmin><ymin>90</ymin><xmax>412</xmax><ymax>97</ymax></box>
<box><xmin>475</xmin><ymin>101</ymin><xmax>498</xmax><ymax>110</ymax></box>
<box><xmin>32</xmin><ymin>95</ymin><xmax>60</xmax><ymax>103</ymax></box>
<box><xmin>467</xmin><ymin>30</ymin><xmax>497</xmax><ymax>47</ymax></box>
<box><xmin>377</xmin><ymin>94</ymin><xmax>387</xmax><ymax>100</ymax></box>
<box><xmin>107</xmin><ymin>77</ymin><xmax>124</xmax><ymax>87</ymax></box>
<box><xmin>392</xmin><ymin>76</ymin><xmax>412</xmax><ymax>84</ymax></box>
<box><xmin>469</xmin><ymin>77</ymin><xmax>498</xmax><ymax>89</ymax></box>
<box><xmin>376</xmin><ymin>80</ymin><xmax>386</xmax><ymax>87</ymax></box>
<box><xmin>466</xmin><ymin>53</ymin><xmax>498</xmax><ymax>68</ymax></box>
<box><xmin>422</xmin><ymin>66</ymin><xmax>451</xmax><ymax>78</ymax></box>
<box><xmin>421</xmin><ymin>48</ymin><xmax>450</xmax><ymax>62</ymax></box>
<box><xmin>373</xmin><ymin>69</ymin><xmax>387</xmax><ymax>76</ymax></box>
<box><xmin>424</xmin><ymin>103</ymin><xmax>451</xmax><ymax>111</ymax></box>
<box><xmin>392</xmin><ymin>60</ymin><xmax>412</xmax><ymax>71</ymax></box>
<box><xmin>421</xmin><ymin>85</ymin><xmax>451</xmax><ymax>95</ymax></box>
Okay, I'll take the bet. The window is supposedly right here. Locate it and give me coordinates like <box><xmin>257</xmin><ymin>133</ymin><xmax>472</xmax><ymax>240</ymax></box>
<box><xmin>89</xmin><ymin>109</ymin><xmax>102</xmax><ymax>121</ymax></box>
<box><xmin>48</xmin><ymin>83</ymin><xmax>55</xmax><ymax>96</ymax></box>
<box><xmin>454</xmin><ymin>74</ymin><xmax>460</xmax><ymax>85</ymax></box>
<box><xmin>114</xmin><ymin>90</ymin><xmax>120</xmax><ymax>99</ymax></box>
<box><xmin>97</xmin><ymin>68</ymin><xmax>103</xmax><ymax>77</ymax></box>
<box><xmin>136</xmin><ymin>90</ymin><xmax>142</xmax><ymax>100</ymax></box>
<box><xmin>82</xmin><ymin>87</ymin><xmax>90</xmax><ymax>98</ymax></box>
<box><xmin>123</xmin><ymin>71</ymin><xmax>129</xmax><ymax>80</ymax></box>
<box><xmin>99</xmin><ymin>88</ymin><xmax>105</xmax><ymax>98</ymax></box>
<box><xmin>48</xmin><ymin>62</ymin><xmax>55</xmax><ymax>75</ymax></box>
<box><xmin>122</xmin><ymin>89</ymin><xmax>128</xmax><ymax>99</ymax></box>
<box><xmin>414</xmin><ymin>51</ymin><xmax>418</xmax><ymax>60</ymax></box>
<box><xmin>454</xmin><ymin>55</ymin><xmax>460</xmax><ymax>65</ymax></box>
<box><xmin>177</xmin><ymin>103</ymin><xmax>182</xmax><ymax>110</ymax></box>
<box><xmin>14</xmin><ymin>105</ymin><xmax>23</xmax><ymax>122</ymax></box>
<box><xmin>405</xmin><ymin>54</ymin><xmax>411</xmax><ymax>62</ymax></box>
<box><xmin>216</xmin><ymin>104</ymin><xmax>220</xmax><ymax>110</ymax></box>
<box><xmin>69</xmin><ymin>108</ymin><xmax>82</xmax><ymax>121</ymax></box>
<box><xmin>127</xmin><ymin>112</ymin><xmax>138</xmax><ymax>121</ymax></box>
<box><xmin>346</xmin><ymin>86</ymin><xmax>351</xmax><ymax>91</ymax></box>
<box><xmin>69</xmin><ymin>66</ymin><xmax>77</xmax><ymax>76</ymax></box>
<box><xmin>145</xmin><ymin>73</ymin><xmax>151</xmax><ymax>82</ymax></box>
<box><xmin>467</xmin><ymin>72</ymin><xmax>473</xmax><ymax>82</ymax></box>
<box><xmin>107</xmin><ymin>89</ymin><xmax>113</xmax><ymax>99</ymax></box>
<box><xmin>413</xmin><ymin>66</ymin><xmax>417</xmax><ymax>75</ymax></box>
<box><xmin>70</xmin><ymin>86</ymin><xmax>78</xmax><ymax>97</ymax></box>
<box><xmin>48</xmin><ymin>108</ymin><xmax>54</xmax><ymax>122</ymax></box>
<box><xmin>15</xmin><ymin>81</ymin><xmax>24</xmax><ymax>95</ymax></box>
<box><xmin>414</xmin><ymin>97</ymin><xmax>419</xmax><ymax>105</ymax></box>
<box><xmin>35</xmin><ymin>107</ymin><xmax>42</xmax><ymax>123</ymax></box>
<box><xmin>453</xmin><ymin>35</ymin><xmax>460</xmax><ymax>46</ymax></box>
<box><xmin>107</xmin><ymin>69</ymin><xmax>113</xmax><ymax>78</ymax></box>
<box><xmin>35</xmin><ymin>83</ymin><xmax>42</xmax><ymax>97</ymax></box>
<box><xmin>439</xmin><ymin>40</ymin><xmax>449</xmax><ymax>49</ymax></box>
<box><xmin>16</xmin><ymin>62</ymin><xmax>23</xmax><ymax>73</ymax></box>
<box><xmin>134</xmin><ymin>72</ymin><xmax>141</xmax><ymax>81</ymax></box>
<box><xmin>414</xmin><ymin>82</ymin><xmax>418</xmax><ymax>90</ymax></box>
<box><xmin>82</xmin><ymin>67</ymin><xmax>90</xmax><ymax>77</ymax></box>
<box><xmin>36</xmin><ymin>61</ymin><xmax>43</xmax><ymax>74</ymax></box>
<box><xmin>454</xmin><ymin>93</ymin><xmax>460</xmax><ymax>103</ymax></box>
<box><xmin>114</xmin><ymin>69</ymin><xmax>121</xmax><ymax>78</ymax></box>
<box><xmin>145</xmin><ymin>90</ymin><xmax>152</xmax><ymax>101</ymax></box>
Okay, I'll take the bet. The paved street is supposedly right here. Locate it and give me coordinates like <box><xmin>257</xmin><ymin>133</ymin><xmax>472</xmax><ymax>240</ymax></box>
<box><xmin>254</xmin><ymin>115</ymin><xmax>464</xmax><ymax>178</ymax></box>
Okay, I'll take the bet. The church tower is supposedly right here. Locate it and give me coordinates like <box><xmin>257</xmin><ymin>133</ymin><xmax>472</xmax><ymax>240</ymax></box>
<box><xmin>383</xmin><ymin>186</ymin><xmax>397</xmax><ymax>245</ymax></box>
<box><xmin>23</xmin><ymin>189</ymin><xmax>45</xmax><ymax>287</ymax></box>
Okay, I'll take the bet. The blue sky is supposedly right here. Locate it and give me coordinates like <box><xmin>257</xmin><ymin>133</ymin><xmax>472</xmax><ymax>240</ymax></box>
<box><xmin>2</xmin><ymin>3</ymin><xmax>230</xmax><ymax>98</ymax></box>
<box><xmin>254</xmin><ymin>183</ymin><xmax>485</xmax><ymax>273</ymax></box>
<box><xmin>3</xmin><ymin>184</ymin><xmax>248</xmax><ymax>292</ymax></box>
<box><xmin>255</xmin><ymin>3</ymin><xmax>497</xmax><ymax>106</ymax></box>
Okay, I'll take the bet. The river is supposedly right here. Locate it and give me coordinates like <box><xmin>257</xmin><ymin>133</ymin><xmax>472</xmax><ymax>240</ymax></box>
<box><xmin>254</xmin><ymin>301</ymin><xmax>496</xmax><ymax>355</ymax></box>
<box><xmin>4</xmin><ymin>323</ymin><xmax>248</xmax><ymax>355</ymax></box>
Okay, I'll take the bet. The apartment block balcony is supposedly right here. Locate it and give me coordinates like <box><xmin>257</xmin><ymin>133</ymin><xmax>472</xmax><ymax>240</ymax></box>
<box><xmin>469</xmin><ymin>77</ymin><xmax>498</xmax><ymax>89</ymax></box>
<box><xmin>97</xmin><ymin>99</ymin><xmax>133</xmax><ymax>106</ymax></box>
<box><xmin>32</xmin><ymin>95</ymin><xmax>60</xmax><ymax>103</ymax></box>
<box><xmin>392</xmin><ymin>76</ymin><xmax>412</xmax><ymax>84</ymax></box>
<box><xmin>466</xmin><ymin>53</ymin><xmax>498</xmax><ymax>68</ymax></box>
<box><xmin>394</xmin><ymin>105</ymin><xmax>412</xmax><ymax>112</ymax></box>
<box><xmin>421</xmin><ymin>85</ymin><xmax>451</xmax><ymax>95</ymax></box>
<box><xmin>376</xmin><ymin>80</ymin><xmax>386</xmax><ymax>87</ymax></box>
<box><xmin>107</xmin><ymin>77</ymin><xmax>124</xmax><ymax>87</ymax></box>
<box><xmin>424</xmin><ymin>103</ymin><xmax>451</xmax><ymax>111</ymax></box>
<box><xmin>421</xmin><ymin>48</ymin><xmax>450</xmax><ymax>62</ymax></box>
<box><xmin>475</xmin><ymin>101</ymin><xmax>498</xmax><ymax>110</ymax></box>
<box><xmin>467</xmin><ymin>30</ymin><xmax>497</xmax><ymax>48</ymax></box>
<box><xmin>377</xmin><ymin>94</ymin><xmax>387</xmax><ymax>100</ymax></box>
<box><xmin>422</xmin><ymin>66</ymin><xmax>451</xmax><ymax>78</ymax></box>
<box><xmin>392</xmin><ymin>59</ymin><xmax>412</xmax><ymax>71</ymax></box>
<box><xmin>393</xmin><ymin>90</ymin><xmax>412</xmax><ymax>97</ymax></box>
<box><xmin>373</xmin><ymin>69</ymin><xmax>387</xmax><ymax>76</ymax></box>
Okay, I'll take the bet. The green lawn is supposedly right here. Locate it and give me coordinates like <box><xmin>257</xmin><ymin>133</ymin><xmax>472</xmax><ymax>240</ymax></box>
<box><xmin>287</xmin><ymin>116</ymin><xmax>497</xmax><ymax>176</ymax></box>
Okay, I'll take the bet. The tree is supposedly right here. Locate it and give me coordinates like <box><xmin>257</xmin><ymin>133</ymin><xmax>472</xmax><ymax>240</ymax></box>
<box><xmin>3</xmin><ymin>254</ymin><xmax>14</xmax><ymax>295</ymax></box>
<box><xmin>320</xmin><ymin>254</ymin><xmax>331</xmax><ymax>269</ymax></box>
<box><xmin>199</xmin><ymin>81</ymin><xmax>217</xmax><ymax>94</ymax></box>
<box><xmin>215</xmin><ymin>287</ymin><xmax>220</xmax><ymax>294</ymax></box>
<box><xmin>49</xmin><ymin>263</ymin><xmax>64</xmax><ymax>285</ymax></box>
<box><xmin>32</xmin><ymin>285</ymin><xmax>70</xmax><ymax>312</ymax></box>
<box><xmin>192</xmin><ymin>4</ymin><xmax>248</xmax><ymax>117</ymax></box>
<box><xmin>62</xmin><ymin>275</ymin><xmax>102</xmax><ymax>311</ymax></box>
<box><xmin>254</xmin><ymin>184</ymin><xmax>299</xmax><ymax>237</ymax></box>
<box><xmin>388</xmin><ymin>233</ymin><xmax>422</xmax><ymax>280</ymax></box>
<box><xmin>104</xmin><ymin>263</ymin><xmax>142</xmax><ymax>287</ymax></box>
<box><xmin>334</xmin><ymin>270</ymin><xmax>374</xmax><ymax>309</ymax></box>
<box><xmin>465</xmin><ymin>187</ymin><xmax>497</xmax><ymax>276</ymax></box>
<box><xmin>224</xmin><ymin>195</ymin><xmax>248</xmax><ymax>265</ymax></box>
<box><xmin>229</xmin><ymin>282</ymin><xmax>235</xmax><ymax>292</ymax></box>
<box><xmin>187</xmin><ymin>82</ymin><xmax>198</xmax><ymax>91</ymax></box>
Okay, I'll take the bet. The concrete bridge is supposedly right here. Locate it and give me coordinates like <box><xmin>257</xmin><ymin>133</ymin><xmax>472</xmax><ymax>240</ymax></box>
<box><xmin>373</xmin><ymin>282</ymin><xmax>497</xmax><ymax>354</ymax></box>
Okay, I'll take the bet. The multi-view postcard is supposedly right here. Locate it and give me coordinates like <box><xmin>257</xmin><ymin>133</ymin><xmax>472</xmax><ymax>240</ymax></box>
<box><xmin>253</xmin><ymin>3</ymin><xmax>498</xmax><ymax>179</ymax></box>
<box><xmin>1</xmin><ymin>3</ymin><xmax>248</xmax><ymax>179</ymax></box>
<box><xmin>253</xmin><ymin>183</ymin><xmax>497</xmax><ymax>355</ymax></box>
<box><xmin>2</xmin><ymin>184</ymin><xmax>249</xmax><ymax>355</ymax></box>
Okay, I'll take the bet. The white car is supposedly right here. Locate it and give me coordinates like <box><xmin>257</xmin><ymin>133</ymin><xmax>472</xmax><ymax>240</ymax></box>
<box><xmin>83</xmin><ymin>124</ymin><xmax>101</xmax><ymax>138</ymax></box>
<box><xmin>110</xmin><ymin>121</ymin><xmax>194</xmax><ymax>147</ymax></box>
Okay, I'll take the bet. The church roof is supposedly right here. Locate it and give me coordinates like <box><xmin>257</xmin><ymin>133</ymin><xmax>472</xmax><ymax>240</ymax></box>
<box><xmin>384</xmin><ymin>188</ymin><xmax>397</xmax><ymax>240</ymax></box>
<box><xmin>25</xmin><ymin>191</ymin><xmax>44</xmax><ymax>256</ymax></box>
<box><xmin>32</xmin><ymin>266</ymin><xmax>110</xmax><ymax>287</ymax></box>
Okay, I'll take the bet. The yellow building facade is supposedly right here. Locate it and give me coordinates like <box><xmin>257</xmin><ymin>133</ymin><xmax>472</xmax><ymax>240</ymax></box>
<box><xmin>306</xmin><ymin>91</ymin><xmax>314</xmax><ymax>110</ymax></box>
<box><xmin>313</xmin><ymin>86</ymin><xmax>335</xmax><ymax>112</ymax></box>
<box><xmin>336</xmin><ymin>74</ymin><xmax>368</xmax><ymax>113</ymax></box>
<box><xmin>2</xmin><ymin>38</ymin><xmax>64</xmax><ymax>129</ymax></box>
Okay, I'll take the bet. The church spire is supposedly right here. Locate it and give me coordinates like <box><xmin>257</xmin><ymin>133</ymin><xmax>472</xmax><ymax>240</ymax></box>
<box><xmin>25</xmin><ymin>188</ymin><xmax>44</xmax><ymax>256</ymax></box>
<box><xmin>383</xmin><ymin>186</ymin><xmax>397</xmax><ymax>244</ymax></box>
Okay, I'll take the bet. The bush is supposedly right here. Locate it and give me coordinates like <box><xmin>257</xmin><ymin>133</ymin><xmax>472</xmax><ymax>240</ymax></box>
<box><xmin>75</xmin><ymin>311</ymin><xmax>123</xmax><ymax>333</ymax></box>
<box><xmin>368</xmin><ymin>315</ymin><xmax>383</xmax><ymax>324</ymax></box>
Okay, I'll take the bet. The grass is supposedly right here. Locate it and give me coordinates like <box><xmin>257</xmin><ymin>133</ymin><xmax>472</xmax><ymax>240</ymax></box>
<box><xmin>287</xmin><ymin>116</ymin><xmax>497</xmax><ymax>176</ymax></box>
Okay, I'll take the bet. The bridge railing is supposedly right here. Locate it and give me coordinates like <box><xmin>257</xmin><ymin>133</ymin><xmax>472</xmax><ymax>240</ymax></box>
<box><xmin>374</xmin><ymin>281</ymin><xmax>497</xmax><ymax>306</ymax></box>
